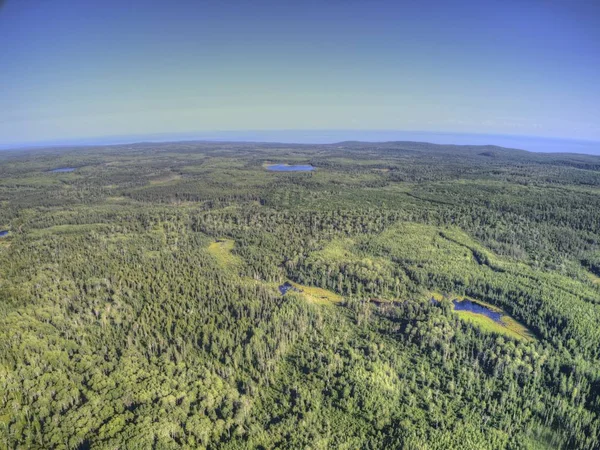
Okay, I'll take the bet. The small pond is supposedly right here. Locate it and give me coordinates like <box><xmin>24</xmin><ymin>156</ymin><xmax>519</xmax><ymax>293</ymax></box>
<box><xmin>50</xmin><ymin>167</ymin><xmax>76</xmax><ymax>173</ymax></box>
<box><xmin>453</xmin><ymin>299</ymin><xmax>503</xmax><ymax>323</ymax></box>
<box><xmin>267</xmin><ymin>164</ymin><xmax>314</xmax><ymax>172</ymax></box>
<box><xmin>0</xmin><ymin>230</ymin><xmax>8</xmax><ymax>238</ymax></box>
<box><xmin>279</xmin><ymin>282</ymin><xmax>299</xmax><ymax>295</ymax></box>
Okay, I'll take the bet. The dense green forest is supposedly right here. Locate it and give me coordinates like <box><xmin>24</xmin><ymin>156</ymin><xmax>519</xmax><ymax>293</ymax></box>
<box><xmin>1</xmin><ymin>141</ymin><xmax>600</xmax><ymax>449</ymax></box>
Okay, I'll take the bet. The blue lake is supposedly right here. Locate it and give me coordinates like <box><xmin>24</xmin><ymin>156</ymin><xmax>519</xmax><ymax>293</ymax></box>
<box><xmin>0</xmin><ymin>230</ymin><xmax>8</xmax><ymax>238</ymax></box>
<box><xmin>453</xmin><ymin>299</ymin><xmax>503</xmax><ymax>323</ymax></box>
<box><xmin>50</xmin><ymin>167</ymin><xmax>76</xmax><ymax>173</ymax></box>
<box><xmin>267</xmin><ymin>164</ymin><xmax>314</xmax><ymax>172</ymax></box>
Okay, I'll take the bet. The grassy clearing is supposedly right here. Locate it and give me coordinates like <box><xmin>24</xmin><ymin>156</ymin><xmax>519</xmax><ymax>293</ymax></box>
<box><xmin>0</xmin><ymin>234</ymin><xmax>10</xmax><ymax>248</ymax></box>
<box><xmin>310</xmin><ymin>238</ymin><xmax>394</xmax><ymax>275</ymax></box>
<box><xmin>288</xmin><ymin>281</ymin><xmax>343</xmax><ymax>305</ymax></box>
<box><xmin>316</xmin><ymin>238</ymin><xmax>356</xmax><ymax>260</ymax></box>
<box><xmin>455</xmin><ymin>310</ymin><xmax>529</xmax><ymax>341</ymax></box>
<box><xmin>447</xmin><ymin>295</ymin><xmax>534</xmax><ymax>341</ymax></box>
<box><xmin>429</xmin><ymin>291</ymin><xmax>446</xmax><ymax>302</ymax></box>
<box><xmin>0</xmin><ymin>177</ymin><xmax>64</xmax><ymax>187</ymax></box>
<box><xmin>29</xmin><ymin>223</ymin><xmax>113</xmax><ymax>237</ymax></box>
<box><xmin>587</xmin><ymin>271</ymin><xmax>600</xmax><ymax>285</ymax></box>
<box><xmin>499</xmin><ymin>314</ymin><xmax>536</xmax><ymax>341</ymax></box>
<box><xmin>374</xmin><ymin>223</ymin><xmax>475</xmax><ymax>266</ymax></box>
<box><xmin>106</xmin><ymin>196</ymin><xmax>129</xmax><ymax>203</ymax></box>
<box><xmin>207</xmin><ymin>239</ymin><xmax>241</xmax><ymax>268</ymax></box>
<box><xmin>148</xmin><ymin>173</ymin><xmax>182</xmax><ymax>185</ymax></box>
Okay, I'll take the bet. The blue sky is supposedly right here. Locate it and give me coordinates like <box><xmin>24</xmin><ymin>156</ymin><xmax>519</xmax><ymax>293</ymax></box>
<box><xmin>1</xmin><ymin>0</ymin><xmax>599</xmax><ymax>147</ymax></box>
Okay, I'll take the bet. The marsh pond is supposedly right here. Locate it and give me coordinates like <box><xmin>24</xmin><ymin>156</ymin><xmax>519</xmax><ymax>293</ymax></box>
<box><xmin>279</xmin><ymin>282</ymin><xmax>300</xmax><ymax>295</ymax></box>
<box><xmin>453</xmin><ymin>298</ymin><xmax>503</xmax><ymax>322</ymax></box>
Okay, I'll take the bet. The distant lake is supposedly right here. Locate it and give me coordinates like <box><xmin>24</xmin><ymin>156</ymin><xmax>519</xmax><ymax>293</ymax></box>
<box><xmin>50</xmin><ymin>167</ymin><xmax>76</xmax><ymax>173</ymax></box>
<box><xmin>267</xmin><ymin>164</ymin><xmax>314</xmax><ymax>172</ymax></box>
<box><xmin>453</xmin><ymin>298</ymin><xmax>502</xmax><ymax>323</ymax></box>
<box><xmin>0</xmin><ymin>230</ymin><xmax>8</xmax><ymax>238</ymax></box>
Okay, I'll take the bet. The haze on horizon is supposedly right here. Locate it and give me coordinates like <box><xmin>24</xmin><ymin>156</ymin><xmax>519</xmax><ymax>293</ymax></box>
<box><xmin>1</xmin><ymin>0</ymin><xmax>599</xmax><ymax>148</ymax></box>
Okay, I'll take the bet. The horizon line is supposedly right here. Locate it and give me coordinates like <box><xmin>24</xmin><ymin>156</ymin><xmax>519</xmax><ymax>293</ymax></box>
<box><xmin>1</xmin><ymin>129</ymin><xmax>600</xmax><ymax>156</ymax></box>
